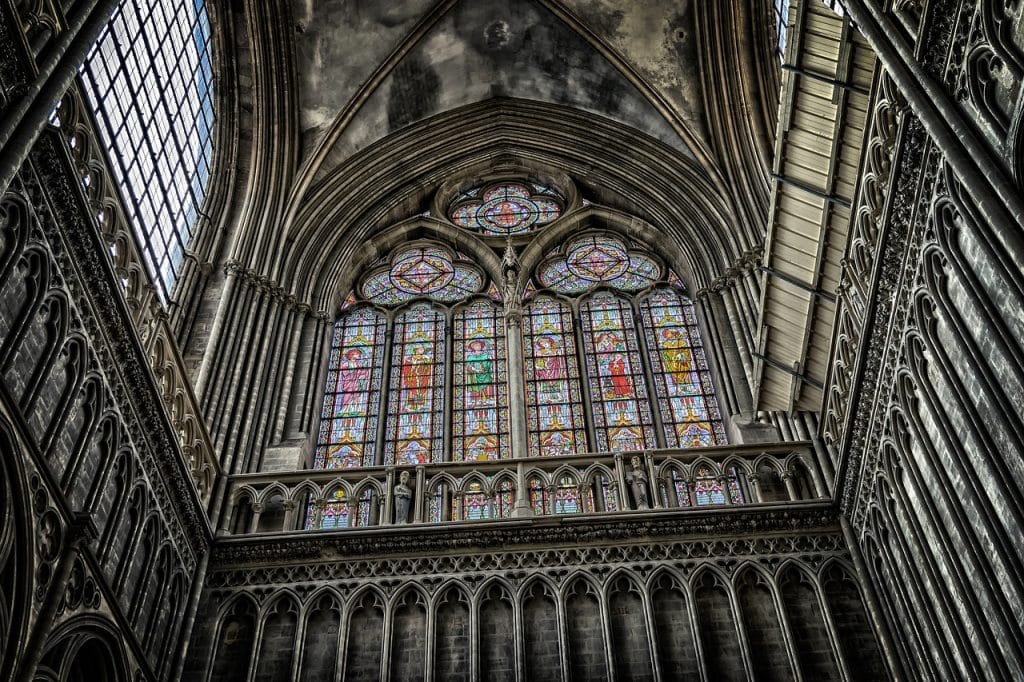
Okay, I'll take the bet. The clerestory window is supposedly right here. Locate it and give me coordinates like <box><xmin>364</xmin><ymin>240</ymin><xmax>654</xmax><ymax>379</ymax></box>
<box><xmin>80</xmin><ymin>0</ymin><xmax>215</xmax><ymax>299</ymax></box>
<box><xmin>313</xmin><ymin>233</ymin><xmax>726</xmax><ymax>472</ymax></box>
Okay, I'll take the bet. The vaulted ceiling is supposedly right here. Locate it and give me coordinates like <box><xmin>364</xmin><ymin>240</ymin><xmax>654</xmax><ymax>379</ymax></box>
<box><xmin>212</xmin><ymin>0</ymin><xmax>778</xmax><ymax>297</ymax></box>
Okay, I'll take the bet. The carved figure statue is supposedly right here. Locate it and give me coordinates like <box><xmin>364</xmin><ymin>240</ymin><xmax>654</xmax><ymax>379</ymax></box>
<box><xmin>626</xmin><ymin>455</ymin><xmax>650</xmax><ymax>510</ymax></box>
<box><xmin>394</xmin><ymin>470</ymin><xmax>413</xmax><ymax>523</ymax></box>
<box><xmin>501</xmin><ymin>238</ymin><xmax>520</xmax><ymax>309</ymax></box>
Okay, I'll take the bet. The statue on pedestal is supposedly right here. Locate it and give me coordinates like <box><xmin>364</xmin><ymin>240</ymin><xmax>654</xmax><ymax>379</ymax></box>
<box><xmin>394</xmin><ymin>470</ymin><xmax>413</xmax><ymax>523</ymax></box>
<box><xmin>626</xmin><ymin>456</ymin><xmax>650</xmax><ymax>510</ymax></box>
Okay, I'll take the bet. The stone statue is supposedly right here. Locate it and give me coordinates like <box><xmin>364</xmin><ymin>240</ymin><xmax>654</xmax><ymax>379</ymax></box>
<box><xmin>501</xmin><ymin>238</ymin><xmax>520</xmax><ymax>310</ymax></box>
<box><xmin>626</xmin><ymin>456</ymin><xmax>650</xmax><ymax>510</ymax></box>
<box><xmin>393</xmin><ymin>470</ymin><xmax>412</xmax><ymax>523</ymax></box>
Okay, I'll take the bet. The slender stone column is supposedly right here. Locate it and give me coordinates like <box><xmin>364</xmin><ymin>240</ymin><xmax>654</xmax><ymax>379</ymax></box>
<box><xmin>0</xmin><ymin>0</ymin><xmax>121</xmax><ymax>193</ymax></box>
<box><xmin>414</xmin><ymin>465</ymin><xmax>426</xmax><ymax>522</ymax></box>
<box><xmin>501</xmin><ymin>238</ymin><xmax>534</xmax><ymax>518</ymax></box>
<box><xmin>381</xmin><ymin>468</ymin><xmax>395</xmax><ymax>525</ymax></box>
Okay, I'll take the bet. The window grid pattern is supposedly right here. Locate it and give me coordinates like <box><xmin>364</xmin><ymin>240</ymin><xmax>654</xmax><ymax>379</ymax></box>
<box><xmin>314</xmin><ymin>308</ymin><xmax>387</xmax><ymax>469</ymax></box>
<box><xmin>452</xmin><ymin>301</ymin><xmax>509</xmax><ymax>461</ymax></box>
<box><xmin>384</xmin><ymin>304</ymin><xmax>446</xmax><ymax>466</ymax></box>
<box><xmin>580</xmin><ymin>291</ymin><xmax>656</xmax><ymax>452</ymax></box>
<box><xmin>80</xmin><ymin>0</ymin><xmax>215</xmax><ymax>297</ymax></box>
<box><xmin>641</xmin><ymin>288</ymin><xmax>727</xmax><ymax>448</ymax></box>
<box><xmin>523</xmin><ymin>296</ymin><xmax>588</xmax><ymax>457</ymax></box>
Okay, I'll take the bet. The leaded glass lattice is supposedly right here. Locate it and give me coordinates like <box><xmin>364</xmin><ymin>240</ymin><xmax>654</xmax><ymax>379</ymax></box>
<box><xmin>523</xmin><ymin>296</ymin><xmax>588</xmax><ymax>457</ymax></box>
<box><xmin>453</xmin><ymin>300</ymin><xmax>509</xmax><ymax>461</ymax></box>
<box><xmin>580</xmin><ymin>291</ymin><xmax>656</xmax><ymax>452</ymax></box>
<box><xmin>449</xmin><ymin>182</ymin><xmax>563</xmax><ymax>235</ymax></box>
<box><xmin>315</xmin><ymin>308</ymin><xmax>386</xmax><ymax>468</ymax></box>
<box><xmin>361</xmin><ymin>246</ymin><xmax>483</xmax><ymax>306</ymax></box>
<box><xmin>640</xmin><ymin>287</ymin><xmax>727</xmax><ymax>448</ymax></box>
<box><xmin>80</xmin><ymin>0</ymin><xmax>215</xmax><ymax>298</ymax></box>
<box><xmin>538</xmin><ymin>234</ymin><xmax>661</xmax><ymax>294</ymax></box>
<box><xmin>384</xmin><ymin>304</ymin><xmax>445</xmax><ymax>465</ymax></box>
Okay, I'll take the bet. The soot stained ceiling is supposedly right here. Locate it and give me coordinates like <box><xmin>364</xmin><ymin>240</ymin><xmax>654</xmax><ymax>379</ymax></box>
<box><xmin>291</xmin><ymin>0</ymin><xmax>708</xmax><ymax>182</ymax></box>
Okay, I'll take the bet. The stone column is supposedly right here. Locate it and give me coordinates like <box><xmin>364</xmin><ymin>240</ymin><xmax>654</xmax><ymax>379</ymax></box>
<box><xmin>282</xmin><ymin>500</ymin><xmax>297</xmax><ymax>531</ymax></box>
<box><xmin>382</xmin><ymin>468</ymin><xmax>395</xmax><ymax>525</ymax></box>
<box><xmin>613</xmin><ymin>453</ymin><xmax>628</xmax><ymax>508</ymax></box>
<box><xmin>0</xmin><ymin>0</ymin><xmax>122</xmax><ymax>193</ymax></box>
<box><xmin>414</xmin><ymin>465</ymin><xmax>426</xmax><ymax>522</ymax></box>
<box><xmin>644</xmin><ymin>451</ymin><xmax>662</xmax><ymax>509</ymax></box>
<box><xmin>781</xmin><ymin>472</ymin><xmax>798</xmax><ymax>501</ymax></box>
<box><xmin>746</xmin><ymin>473</ymin><xmax>764</xmax><ymax>503</ymax></box>
<box><xmin>249</xmin><ymin>503</ymin><xmax>264</xmax><ymax>533</ymax></box>
<box><xmin>505</xmin><ymin>307</ymin><xmax>533</xmax><ymax>518</ymax></box>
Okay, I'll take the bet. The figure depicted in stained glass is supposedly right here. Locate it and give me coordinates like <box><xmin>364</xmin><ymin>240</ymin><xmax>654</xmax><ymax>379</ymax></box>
<box><xmin>315</xmin><ymin>308</ymin><xmax>386</xmax><ymax>469</ymax></box>
<box><xmin>386</xmin><ymin>304</ymin><xmax>444</xmax><ymax>465</ymax></box>
<box><xmin>465</xmin><ymin>339</ymin><xmax>494</xmax><ymax>404</ymax></box>
<box><xmin>524</xmin><ymin>296</ymin><xmax>587</xmax><ymax>457</ymax></box>
<box><xmin>401</xmin><ymin>345</ymin><xmax>433</xmax><ymax>410</ymax></box>
<box><xmin>640</xmin><ymin>286</ymin><xmax>727</xmax><ymax>449</ymax></box>
<box><xmin>534</xmin><ymin>336</ymin><xmax>565</xmax><ymax>393</ymax></box>
<box><xmin>338</xmin><ymin>348</ymin><xmax>371</xmax><ymax>414</ymax></box>
<box><xmin>581</xmin><ymin>292</ymin><xmax>655</xmax><ymax>452</ymax></box>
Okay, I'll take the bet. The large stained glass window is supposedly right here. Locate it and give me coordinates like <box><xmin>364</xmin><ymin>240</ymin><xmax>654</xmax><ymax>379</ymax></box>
<box><xmin>384</xmin><ymin>304</ymin><xmax>446</xmax><ymax>465</ymax></box>
<box><xmin>453</xmin><ymin>300</ymin><xmax>509</xmax><ymax>461</ymax></box>
<box><xmin>580</xmin><ymin>291</ymin><xmax>656</xmax><ymax>452</ymax></box>
<box><xmin>641</xmin><ymin>288</ymin><xmax>727</xmax><ymax>448</ymax></box>
<box><xmin>523</xmin><ymin>296</ymin><xmax>588</xmax><ymax>457</ymax></box>
<box><xmin>80</xmin><ymin>0</ymin><xmax>215</xmax><ymax>298</ymax></box>
<box><xmin>314</xmin><ymin>308</ymin><xmax>386</xmax><ymax>468</ymax></box>
<box><xmin>449</xmin><ymin>182</ymin><xmax>563</xmax><ymax>235</ymax></box>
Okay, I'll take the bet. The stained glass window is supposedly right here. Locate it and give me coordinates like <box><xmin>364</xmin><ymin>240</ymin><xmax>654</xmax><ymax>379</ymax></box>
<box><xmin>529</xmin><ymin>477</ymin><xmax>548</xmax><ymax>515</ymax></box>
<box><xmin>661</xmin><ymin>467</ymin><xmax>691</xmax><ymax>508</ymax></box>
<box><xmin>580</xmin><ymin>291</ymin><xmax>656</xmax><ymax>452</ymax></box>
<box><xmin>354</xmin><ymin>489</ymin><xmax>374</xmax><ymax>526</ymax></box>
<box><xmin>553</xmin><ymin>476</ymin><xmax>582</xmax><ymax>514</ymax></box>
<box><xmin>449</xmin><ymin>182</ymin><xmax>563</xmax><ymax>235</ymax></box>
<box><xmin>538</xmin><ymin>234</ymin><xmax>661</xmax><ymax>293</ymax></box>
<box><xmin>384</xmin><ymin>304</ymin><xmax>445</xmax><ymax>465</ymax></box>
<box><xmin>361</xmin><ymin>245</ymin><xmax>484</xmax><ymax>306</ymax></box>
<box><xmin>459</xmin><ymin>481</ymin><xmax>491</xmax><ymax>520</ymax></box>
<box><xmin>318</xmin><ymin>490</ymin><xmax>350</xmax><ymax>529</ymax></box>
<box><xmin>428</xmin><ymin>483</ymin><xmax>447</xmax><ymax>523</ymax></box>
<box><xmin>523</xmin><ymin>296</ymin><xmax>588</xmax><ymax>457</ymax></box>
<box><xmin>314</xmin><ymin>308</ymin><xmax>386</xmax><ymax>468</ymax></box>
<box><xmin>641</xmin><ymin>288</ymin><xmax>727</xmax><ymax>448</ymax></box>
<box><xmin>453</xmin><ymin>301</ymin><xmax>509</xmax><ymax>461</ymax></box>
<box><xmin>494</xmin><ymin>479</ymin><xmax>515</xmax><ymax>518</ymax></box>
<box><xmin>693</xmin><ymin>466</ymin><xmax>726</xmax><ymax>505</ymax></box>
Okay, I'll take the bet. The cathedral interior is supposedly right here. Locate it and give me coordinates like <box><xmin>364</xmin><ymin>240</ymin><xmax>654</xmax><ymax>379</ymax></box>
<box><xmin>1</xmin><ymin>0</ymin><xmax>1023</xmax><ymax>680</ymax></box>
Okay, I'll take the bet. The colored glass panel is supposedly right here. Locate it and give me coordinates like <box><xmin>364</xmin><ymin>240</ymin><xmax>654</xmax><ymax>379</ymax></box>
<box><xmin>494</xmin><ymin>479</ymin><xmax>515</xmax><ymax>518</ymax></box>
<box><xmin>580</xmin><ymin>291</ymin><xmax>655</xmax><ymax>452</ymax></box>
<box><xmin>529</xmin><ymin>478</ymin><xmax>548</xmax><ymax>515</ymax></box>
<box><xmin>566</xmin><ymin>235</ymin><xmax>629</xmax><ymax>281</ymax></box>
<box><xmin>523</xmin><ymin>296</ymin><xmax>588</xmax><ymax>457</ymax></box>
<box><xmin>384</xmin><ymin>304</ymin><xmax>445</xmax><ymax>465</ymax></box>
<box><xmin>448</xmin><ymin>182</ymin><xmax>563</xmax><ymax>235</ymax></box>
<box><xmin>640</xmin><ymin>287</ymin><xmax>727</xmax><ymax>448</ymax></box>
<box><xmin>319</xmin><ymin>490</ymin><xmax>350</xmax><ymax>529</ymax></box>
<box><xmin>453</xmin><ymin>301</ymin><xmax>509</xmax><ymax>461</ymax></box>
<box><xmin>314</xmin><ymin>308</ymin><xmax>386</xmax><ymax>469</ymax></box>
<box><xmin>459</xmin><ymin>481</ymin><xmax>491</xmax><ymax>520</ymax></box>
<box><xmin>693</xmin><ymin>467</ymin><xmax>726</xmax><ymax>506</ymax></box>
<box><xmin>354</xmin><ymin>489</ymin><xmax>373</xmax><ymax>526</ymax></box>
<box><xmin>538</xmin><ymin>235</ymin><xmax>661</xmax><ymax>294</ymax></box>
<box><xmin>553</xmin><ymin>477</ymin><xmax>581</xmax><ymax>514</ymax></box>
<box><xmin>362</xmin><ymin>250</ymin><xmax>483</xmax><ymax>306</ymax></box>
<box><xmin>428</xmin><ymin>484</ymin><xmax>446</xmax><ymax>523</ymax></box>
<box><xmin>390</xmin><ymin>246</ymin><xmax>455</xmax><ymax>293</ymax></box>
